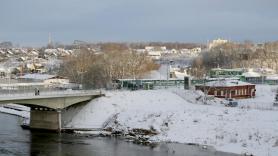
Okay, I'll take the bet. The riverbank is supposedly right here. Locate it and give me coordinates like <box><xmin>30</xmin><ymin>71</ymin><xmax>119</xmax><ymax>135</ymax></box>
<box><xmin>65</xmin><ymin>86</ymin><xmax>278</xmax><ymax>156</ymax></box>
<box><xmin>0</xmin><ymin>113</ymin><xmax>239</xmax><ymax>156</ymax></box>
<box><xmin>1</xmin><ymin>85</ymin><xmax>278</xmax><ymax>155</ymax></box>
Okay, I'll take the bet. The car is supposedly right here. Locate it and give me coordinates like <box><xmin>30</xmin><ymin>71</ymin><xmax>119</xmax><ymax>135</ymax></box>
<box><xmin>224</xmin><ymin>98</ymin><xmax>238</xmax><ymax>107</ymax></box>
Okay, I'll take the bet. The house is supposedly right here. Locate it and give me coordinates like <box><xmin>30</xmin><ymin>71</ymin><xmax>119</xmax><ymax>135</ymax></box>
<box><xmin>169</xmin><ymin>66</ymin><xmax>188</xmax><ymax>79</ymax></box>
<box><xmin>208</xmin><ymin>38</ymin><xmax>228</xmax><ymax>49</ymax></box>
<box><xmin>43</xmin><ymin>76</ymin><xmax>71</xmax><ymax>88</ymax></box>
<box><xmin>265</xmin><ymin>75</ymin><xmax>278</xmax><ymax>85</ymax></box>
<box><xmin>195</xmin><ymin>79</ymin><xmax>256</xmax><ymax>99</ymax></box>
<box><xmin>180</xmin><ymin>48</ymin><xmax>202</xmax><ymax>57</ymax></box>
<box><xmin>242</xmin><ymin>70</ymin><xmax>262</xmax><ymax>84</ymax></box>
<box><xmin>145</xmin><ymin>46</ymin><xmax>154</xmax><ymax>51</ymax></box>
<box><xmin>18</xmin><ymin>74</ymin><xmax>77</xmax><ymax>89</ymax></box>
<box><xmin>147</xmin><ymin>51</ymin><xmax>161</xmax><ymax>60</ymax></box>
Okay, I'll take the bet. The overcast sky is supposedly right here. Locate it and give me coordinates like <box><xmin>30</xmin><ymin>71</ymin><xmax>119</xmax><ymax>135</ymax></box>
<box><xmin>0</xmin><ymin>0</ymin><xmax>277</xmax><ymax>46</ymax></box>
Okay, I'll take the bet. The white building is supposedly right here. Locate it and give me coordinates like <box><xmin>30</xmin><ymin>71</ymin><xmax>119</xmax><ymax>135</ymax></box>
<box><xmin>209</xmin><ymin>38</ymin><xmax>228</xmax><ymax>49</ymax></box>
<box><xmin>147</xmin><ymin>51</ymin><xmax>161</xmax><ymax>60</ymax></box>
<box><xmin>180</xmin><ymin>47</ymin><xmax>202</xmax><ymax>57</ymax></box>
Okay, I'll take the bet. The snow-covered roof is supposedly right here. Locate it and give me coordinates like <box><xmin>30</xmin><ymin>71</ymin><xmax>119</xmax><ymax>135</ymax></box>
<box><xmin>0</xmin><ymin>82</ymin><xmax>45</xmax><ymax>87</ymax></box>
<box><xmin>211</xmin><ymin>68</ymin><xmax>243</xmax><ymax>72</ymax></box>
<box><xmin>266</xmin><ymin>75</ymin><xmax>278</xmax><ymax>80</ymax></box>
<box><xmin>19</xmin><ymin>74</ymin><xmax>56</xmax><ymax>80</ymax></box>
<box><xmin>174</xmin><ymin>71</ymin><xmax>188</xmax><ymax>80</ymax></box>
<box><xmin>242</xmin><ymin>71</ymin><xmax>261</xmax><ymax>77</ymax></box>
<box><xmin>202</xmin><ymin>80</ymin><xmax>254</xmax><ymax>87</ymax></box>
<box><xmin>148</xmin><ymin>51</ymin><xmax>161</xmax><ymax>56</ymax></box>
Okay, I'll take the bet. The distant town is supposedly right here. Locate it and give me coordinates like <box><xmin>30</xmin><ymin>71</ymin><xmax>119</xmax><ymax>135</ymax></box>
<box><xmin>0</xmin><ymin>38</ymin><xmax>277</xmax><ymax>90</ymax></box>
<box><xmin>1</xmin><ymin>38</ymin><xmax>278</xmax><ymax>156</ymax></box>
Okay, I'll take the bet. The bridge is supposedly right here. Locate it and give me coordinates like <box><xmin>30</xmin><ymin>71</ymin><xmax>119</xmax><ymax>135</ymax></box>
<box><xmin>0</xmin><ymin>90</ymin><xmax>104</xmax><ymax>131</ymax></box>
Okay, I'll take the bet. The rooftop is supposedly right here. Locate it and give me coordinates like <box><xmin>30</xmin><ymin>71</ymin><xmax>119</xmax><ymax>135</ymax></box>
<box><xmin>201</xmin><ymin>80</ymin><xmax>254</xmax><ymax>87</ymax></box>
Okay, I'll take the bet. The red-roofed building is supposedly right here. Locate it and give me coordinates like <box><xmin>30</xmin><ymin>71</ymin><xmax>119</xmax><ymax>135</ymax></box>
<box><xmin>195</xmin><ymin>80</ymin><xmax>256</xmax><ymax>99</ymax></box>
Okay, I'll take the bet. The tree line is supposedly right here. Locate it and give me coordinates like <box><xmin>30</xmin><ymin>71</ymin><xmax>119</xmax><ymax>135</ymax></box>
<box><xmin>59</xmin><ymin>47</ymin><xmax>159</xmax><ymax>89</ymax></box>
<box><xmin>190</xmin><ymin>41</ymin><xmax>278</xmax><ymax>78</ymax></box>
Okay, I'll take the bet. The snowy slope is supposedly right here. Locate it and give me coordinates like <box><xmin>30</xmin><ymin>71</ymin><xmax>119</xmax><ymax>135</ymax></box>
<box><xmin>65</xmin><ymin>88</ymin><xmax>278</xmax><ymax>156</ymax></box>
<box><xmin>237</xmin><ymin>84</ymin><xmax>278</xmax><ymax>110</ymax></box>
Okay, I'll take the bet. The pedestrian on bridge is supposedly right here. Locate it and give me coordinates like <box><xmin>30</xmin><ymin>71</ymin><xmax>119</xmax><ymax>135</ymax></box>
<box><xmin>34</xmin><ymin>88</ymin><xmax>39</xmax><ymax>96</ymax></box>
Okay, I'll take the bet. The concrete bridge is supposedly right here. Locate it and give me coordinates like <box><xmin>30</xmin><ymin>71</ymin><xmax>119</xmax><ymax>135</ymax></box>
<box><xmin>0</xmin><ymin>90</ymin><xmax>104</xmax><ymax>131</ymax></box>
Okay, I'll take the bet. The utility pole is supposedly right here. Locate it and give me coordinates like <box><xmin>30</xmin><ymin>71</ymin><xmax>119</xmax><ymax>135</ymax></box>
<box><xmin>167</xmin><ymin>60</ymin><xmax>174</xmax><ymax>87</ymax></box>
<box><xmin>203</xmin><ymin>73</ymin><xmax>208</xmax><ymax>105</ymax></box>
<box><xmin>77</xmin><ymin>70</ymin><xmax>87</xmax><ymax>90</ymax></box>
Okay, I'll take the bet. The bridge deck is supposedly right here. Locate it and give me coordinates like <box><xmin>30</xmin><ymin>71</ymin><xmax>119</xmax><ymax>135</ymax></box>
<box><xmin>0</xmin><ymin>90</ymin><xmax>104</xmax><ymax>109</ymax></box>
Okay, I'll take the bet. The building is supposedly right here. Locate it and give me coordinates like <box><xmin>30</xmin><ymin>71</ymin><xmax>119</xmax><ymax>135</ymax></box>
<box><xmin>147</xmin><ymin>51</ymin><xmax>161</xmax><ymax>60</ymax></box>
<box><xmin>114</xmin><ymin>79</ymin><xmax>184</xmax><ymax>90</ymax></box>
<box><xmin>195</xmin><ymin>80</ymin><xmax>256</xmax><ymax>99</ymax></box>
<box><xmin>209</xmin><ymin>68</ymin><xmax>244</xmax><ymax>78</ymax></box>
<box><xmin>265</xmin><ymin>75</ymin><xmax>278</xmax><ymax>85</ymax></box>
<box><xmin>208</xmin><ymin>38</ymin><xmax>228</xmax><ymax>49</ymax></box>
<box><xmin>242</xmin><ymin>70</ymin><xmax>263</xmax><ymax>84</ymax></box>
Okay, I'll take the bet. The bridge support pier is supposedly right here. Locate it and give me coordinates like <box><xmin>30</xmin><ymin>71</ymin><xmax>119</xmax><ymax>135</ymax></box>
<box><xmin>30</xmin><ymin>109</ymin><xmax>62</xmax><ymax>131</ymax></box>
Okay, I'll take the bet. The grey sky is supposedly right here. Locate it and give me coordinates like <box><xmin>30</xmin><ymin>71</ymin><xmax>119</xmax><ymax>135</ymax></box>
<box><xmin>0</xmin><ymin>0</ymin><xmax>277</xmax><ymax>46</ymax></box>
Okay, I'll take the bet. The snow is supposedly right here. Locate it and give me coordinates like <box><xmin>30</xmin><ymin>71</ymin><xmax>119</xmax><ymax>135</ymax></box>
<box><xmin>237</xmin><ymin>85</ymin><xmax>278</xmax><ymax>110</ymax></box>
<box><xmin>242</xmin><ymin>71</ymin><xmax>261</xmax><ymax>77</ymax></box>
<box><xmin>65</xmin><ymin>86</ymin><xmax>278</xmax><ymax>156</ymax></box>
<box><xmin>1</xmin><ymin>83</ymin><xmax>278</xmax><ymax>155</ymax></box>
<box><xmin>174</xmin><ymin>71</ymin><xmax>188</xmax><ymax>80</ymax></box>
<box><xmin>0</xmin><ymin>104</ymin><xmax>30</xmax><ymax>118</ymax></box>
<box><xmin>203</xmin><ymin>80</ymin><xmax>254</xmax><ymax>87</ymax></box>
<box><xmin>19</xmin><ymin>73</ymin><xmax>56</xmax><ymax>80</ymax></box>
<box><xmin>143</xmin><ymin>65</ymin><xmax>167</xmax><ymax>79</ymax></box>
<box><xmin>266</xmin><ymin>74</ymin><xmax>278</xmax><ymax>80</ymax></box>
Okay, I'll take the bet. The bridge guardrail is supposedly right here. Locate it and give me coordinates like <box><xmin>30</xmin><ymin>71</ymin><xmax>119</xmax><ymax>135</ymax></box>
<box><xmin>0</xmin><ymin>89</ymin><xmax>104</xmax><ymax>99</ymax></box>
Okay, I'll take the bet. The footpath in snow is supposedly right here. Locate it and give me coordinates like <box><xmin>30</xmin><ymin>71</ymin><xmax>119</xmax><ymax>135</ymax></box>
<box><xmin>64</xmin><ymin>85</ymin><xmax>278</xmax><ymax>156</ymax></box>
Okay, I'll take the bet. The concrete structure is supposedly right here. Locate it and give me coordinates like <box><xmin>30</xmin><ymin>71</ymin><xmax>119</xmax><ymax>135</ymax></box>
<box><xmin>0</xmin><ymin>91</ymin><xmax>104</xmax><ymax>131</ymax></box>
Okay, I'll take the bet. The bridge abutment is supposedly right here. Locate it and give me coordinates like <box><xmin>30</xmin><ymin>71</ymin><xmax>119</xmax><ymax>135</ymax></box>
<box><xmin>0</xmin><ymin>91</ymin><xmax>105</xmax><ymax>132</ymax></box>
<box><xmin>30</xmin><ymin>109</ymin><xmax>61</xmax><ymax>131</ymax></box>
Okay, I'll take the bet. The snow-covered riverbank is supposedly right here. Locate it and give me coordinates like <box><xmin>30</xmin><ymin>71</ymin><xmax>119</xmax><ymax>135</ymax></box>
<box><xmin>65</xmin><ymin>86</ymin><xmax>278</xmax><ymax>156</ymax></box>
<box><xmin>1</xmin><ymin>85</ymin><xmax>277</xmax><ymax>155</ymax></box>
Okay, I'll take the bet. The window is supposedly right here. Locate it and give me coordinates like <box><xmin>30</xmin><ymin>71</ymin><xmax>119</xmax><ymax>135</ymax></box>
<box><xmin>214</xmin><ymin>90</ymin><xmax>217</xmax><ymax>96</ymax></box>
<box><xmin>221</xmin><ymin>90</ymin><xmax>224</xmax><ymax>96</ymax></box>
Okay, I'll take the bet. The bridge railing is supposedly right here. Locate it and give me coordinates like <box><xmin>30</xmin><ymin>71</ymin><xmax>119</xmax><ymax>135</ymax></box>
<box><xmin>0</xmin><ymin>89</ymin><xmax>103</xmax><ymax>99</ymax></box>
